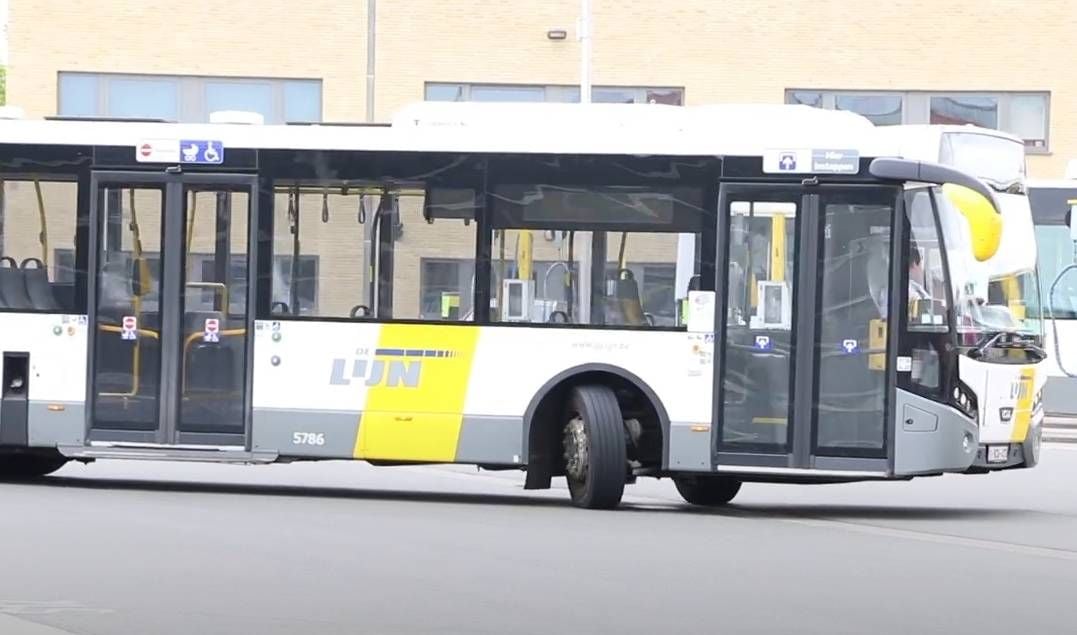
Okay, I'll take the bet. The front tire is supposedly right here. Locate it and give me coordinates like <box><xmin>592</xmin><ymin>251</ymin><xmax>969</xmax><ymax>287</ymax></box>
<box><xmin>0</xmin><ymin>452</ymin><xmax>68</xmax><ymax>480</ymax></box>
<box><xmin>562</xmin><ymin>385</ymin><xmax>627</xmax><ymax>509</ymax></box>
<box><xmin>673</xmin><ymin>475</ymin><xmax>742</xmax><ymax>506</ymax></box>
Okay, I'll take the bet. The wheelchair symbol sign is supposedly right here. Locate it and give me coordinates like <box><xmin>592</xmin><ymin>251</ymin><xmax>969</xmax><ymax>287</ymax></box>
<box><xmin>754</xmin><ymin>335</ymin><xmax>772</xmax><ymax>350</ymax></box>
<box><xmin>179</xmin><ymin>139</ymin><xmax>224</xmax><ymax>164</ymax></box>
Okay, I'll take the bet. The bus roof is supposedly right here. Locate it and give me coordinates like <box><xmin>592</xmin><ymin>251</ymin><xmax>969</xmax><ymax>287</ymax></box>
<box><xmin>0</xmin><ymin>102</ymin><xmax>898</xmax><ymax>159</ymax></box>
<box><xmin>1027</xmin><ymin>178</ymin><xmax>1077</xmax><ymax>189</ymax></box>
<box><xmin>871</xmin><ymin>124</ymin><xmax>1023</xmax><ymax>162</ymax></box>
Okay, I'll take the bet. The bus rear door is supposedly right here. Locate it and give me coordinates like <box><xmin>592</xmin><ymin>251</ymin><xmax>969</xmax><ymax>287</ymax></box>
<box><xmin>87</xmin><ymin>172</ymin><xmax>257</xmax><ymax>447</ymax></box>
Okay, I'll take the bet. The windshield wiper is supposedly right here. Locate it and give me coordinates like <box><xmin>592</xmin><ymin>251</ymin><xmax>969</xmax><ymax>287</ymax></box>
<box><xmin>968</xmin><ymin>330</ymin><xmax>1045</xmax><ymax>360</ymax></box>
<box><xmin>969</xmin><ymin>331</ymin><xmax>1006</xmax><ymax>359</ymax></box>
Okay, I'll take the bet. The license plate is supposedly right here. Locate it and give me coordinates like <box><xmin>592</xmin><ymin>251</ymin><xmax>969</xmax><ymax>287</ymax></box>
<box><xmin>988</xmin><ymin>445</ymin><xmax>1010</xmax><ymax>463</ymax></box>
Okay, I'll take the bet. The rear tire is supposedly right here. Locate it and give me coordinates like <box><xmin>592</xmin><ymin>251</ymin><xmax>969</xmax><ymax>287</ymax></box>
<box><xmin>0</xmin><ymin>453</ymin><xmax>68</xmax><ymax>480</ymax></box>
<box><xmin>562</xmin><ymin>385</ymin><xmax>627</xmax><ymax>509</ymax></box>
<box><xmin>673</xmin><ymin>475</ymin><xmax>742</xmax><ymax>506</ymax></box>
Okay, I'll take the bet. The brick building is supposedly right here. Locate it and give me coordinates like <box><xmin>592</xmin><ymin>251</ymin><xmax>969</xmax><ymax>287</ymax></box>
<box><xmin>2</xmin><ymin>0</ymin><xmax>1073</xmax><ymax>319</ymax></box>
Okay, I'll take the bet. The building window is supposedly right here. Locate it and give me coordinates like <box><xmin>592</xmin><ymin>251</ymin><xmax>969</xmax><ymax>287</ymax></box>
<box><xmin>57</xmin><ymin>72</ymin><xmax>322</xmax><ymax>124</ymax></box>
<box><xmin>785</xmin><ymin>89</ymin><xmax>1050</xmax><ymax>151</ymax></box>
<box><xmin>835</xmin><ymin>94</ymin><xmax>903</xmax><ymax>126</ymax></box>
<box><xmin>929</xmin><ymin>95</ymin><xmax>997</xmax><ymax>128</ymax></box>
<box><xmin>425</xmin><ymin>82</ymin><xmax>684</xmax><ymax>106</ymax></box>
<box><xmin>420</xmin><ymin>259</ymin><xmax>472</xmax><ymax>320</ymax></box>
<box><xmin>55</xmin><ymin>249</ymin><xmax>317</xmax><ymax>315</ymax></box>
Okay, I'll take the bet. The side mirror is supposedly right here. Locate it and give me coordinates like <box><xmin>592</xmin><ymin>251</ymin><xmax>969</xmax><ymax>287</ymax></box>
<box><xmin>942</xmin><ymin>183</ymin><xmax>1002</xmax><ymax>262</ymax></box>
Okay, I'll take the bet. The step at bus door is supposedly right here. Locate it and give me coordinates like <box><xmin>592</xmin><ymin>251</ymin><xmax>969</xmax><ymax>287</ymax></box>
<box><xmin>87</xmin><ymin>172</ymin><xmax>258</xmax><ymax>447</ymax></box>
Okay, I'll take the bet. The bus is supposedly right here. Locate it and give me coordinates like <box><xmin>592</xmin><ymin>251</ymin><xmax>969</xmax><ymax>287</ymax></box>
<box><xmin>1028</xmin><ymin>167</ymin><xmax>1077</xmax><ymax>417</ymax></box>
<box><xmin>874</xmin><ymin>124</ymin><xmax>1048</xmax><ymax>470</ymax></box>
<box><xmin>0</xmin><ymin>103</ymin><xmax>1010</xmax><ymax>508</ymax></box>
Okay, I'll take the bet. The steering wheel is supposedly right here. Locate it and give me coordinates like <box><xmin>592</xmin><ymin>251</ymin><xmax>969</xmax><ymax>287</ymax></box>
<box><xmin>350</xmin><ymin>304</ymin><xmax>371</xmax><ymax>318</ymax></box>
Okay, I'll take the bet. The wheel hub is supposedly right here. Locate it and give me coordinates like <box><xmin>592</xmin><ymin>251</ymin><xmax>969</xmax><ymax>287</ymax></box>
<box><xmin>563</xmin><ymin>415</ymin><xmax>589</xmax><ymax>482</ymax></box>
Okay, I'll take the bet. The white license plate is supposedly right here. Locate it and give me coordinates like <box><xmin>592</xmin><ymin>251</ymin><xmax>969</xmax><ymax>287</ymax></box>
<box><xmin>988</xmin><ymin>445</ymin><xmax>1010</xmax><ymax>463</ymax></box>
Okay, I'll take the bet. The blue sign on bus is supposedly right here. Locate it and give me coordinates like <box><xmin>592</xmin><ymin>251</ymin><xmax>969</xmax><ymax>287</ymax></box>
<box><xmin>179</xmin><ymin>140</ymin><xmax>224</xmax><ymax>164</ymax></box>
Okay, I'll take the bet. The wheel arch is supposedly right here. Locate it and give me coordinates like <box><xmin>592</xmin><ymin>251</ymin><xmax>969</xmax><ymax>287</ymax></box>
<box><xmin>521</xmin><ymin>363</ymin><xmax>671</xmax><ymax>490</ymax></box>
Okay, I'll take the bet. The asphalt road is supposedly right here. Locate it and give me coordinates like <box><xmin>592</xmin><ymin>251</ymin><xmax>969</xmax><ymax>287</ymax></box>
<box><xmin>2</xmin><ymin>446</ymin><xmax>1077</xmax><ymax>635</ymax></box>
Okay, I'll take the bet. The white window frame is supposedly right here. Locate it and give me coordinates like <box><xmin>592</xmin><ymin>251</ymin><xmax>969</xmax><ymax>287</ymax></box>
<box><xmin>57</xmin><ymin>72</ymin><xmax>323</xmax><ymax>124</ymax></box>
<box><xmin>425</xmin><ymin>82</ymin><xmax>685</xmax><ymax>105</ymax></box>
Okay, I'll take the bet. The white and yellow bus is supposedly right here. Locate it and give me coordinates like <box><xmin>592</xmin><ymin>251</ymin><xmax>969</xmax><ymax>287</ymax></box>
<box><xmin>0</xmin><ymin>103</ymin><xmax>1014</xmax><ymax>508</ymax></box>
<box><xmin>1028</xmin><ymin>167</ymin><xmax>1077</xmax><ymax>417</ymax></box>
<box><xmin>875</xmin><ymin>124</ymin><xmax>1048</xmax><ymax>470</ymax></box>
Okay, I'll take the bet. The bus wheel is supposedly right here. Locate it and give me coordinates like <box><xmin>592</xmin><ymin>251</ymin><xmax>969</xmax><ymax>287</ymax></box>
<box><xmin>0</xmin><ymin>453</ymin><xmax>69</xmax><ymax>481</ymax></box>
<box><xmin>562</xmin><ymin>385</ymin><xmax>627</xmax><ymax>509</ymax></box>
<box><xmin>673</xmin><ymin>475</ymin><xmax>742</xmax><ymax>507</ymax></box>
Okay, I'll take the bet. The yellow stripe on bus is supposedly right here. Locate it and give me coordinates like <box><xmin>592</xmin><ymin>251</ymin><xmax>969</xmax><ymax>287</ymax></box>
<box><xmin>353</xmin><ymin>323</ymin><xmax>480</xmax><ymax>461</ymax></box>
<box><xmin>1010</xmin><ymin>368</ymin><xmax>1035</xmax><ymax>443</ymax></box>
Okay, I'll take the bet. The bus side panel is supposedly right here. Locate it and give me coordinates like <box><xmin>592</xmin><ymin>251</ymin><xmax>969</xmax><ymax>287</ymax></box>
<box><xmin>464</xmin><ymin>327</ymin><xmax>714</xmax><ymax>471</ymax></box>
<box><xmin>0</xmin><ymin>313</ymin><xmax>88</xmax><ymax>448</ymax></box>
<box><xmin>1044</xmin><ymin>320</ymin><xmax>1077</xmax><ymax>416</ymax></box>
<box><xmin>250</xmin><ymin>320</ymin><xmax>713</xmax><ymax>467</ymax></box>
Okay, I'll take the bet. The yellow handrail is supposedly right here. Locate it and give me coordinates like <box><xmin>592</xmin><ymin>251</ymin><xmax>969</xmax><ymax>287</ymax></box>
<box><xmin>96</xmin><ymin>324</ymin><xmax>160</xmax><ymax>398</ymax></box>
<box><xmin>186</xmin><ymin>281</ymin><xmax>229</xmax><ymax>313</ymax></box>
<box><xmin>33</xmin><ymin>179</ymin><xmax>48</xmax><ymax>266</ymax></box>
<box><xmin>186</xmin><ymin>190</ymin><xmax>198</xmax><ymax>276</ymax></box>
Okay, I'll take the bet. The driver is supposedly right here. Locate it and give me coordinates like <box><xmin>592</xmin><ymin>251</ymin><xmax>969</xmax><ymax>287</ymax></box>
<box><xmin>908</xmin><ymin>240</ymin><xmax>930</xmax><ymax>301</ymax></box>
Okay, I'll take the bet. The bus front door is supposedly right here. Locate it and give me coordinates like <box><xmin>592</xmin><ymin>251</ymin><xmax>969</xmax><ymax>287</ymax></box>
<box><xmin>714</xmin><ymin>183</ymin><xmax>899</xmax><ymax>472</ymax></box>
<box><xmin>87</xmin><ymin>172</ymin><xmax>257</xmax><ymax>447</ymax></box>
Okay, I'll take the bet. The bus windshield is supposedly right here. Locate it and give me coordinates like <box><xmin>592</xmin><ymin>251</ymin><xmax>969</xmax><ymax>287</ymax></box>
<box><xmin>936</xmin><ymin>192</ymin><xmax>1042</xmax><ymax>343</ymax></box>
<box><xmin>1029</xmin><ymin>186</ymin><xmax>1077</xmax><ymax>319</ymax></box>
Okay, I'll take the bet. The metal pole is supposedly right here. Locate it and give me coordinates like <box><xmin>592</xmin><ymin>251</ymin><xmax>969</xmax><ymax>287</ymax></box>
<box><xmin>366</xmin><ymin>0</ymin><xmax>376</xmax><ymax>122</ymax></box>
<box><xmin>360</xmin><ymin>1</ymin><xmax>377</xmax><ymax>300</ymax></box>
<box><xmin>578</xmin><ymin>0</ymin><xmax>592</xmax><ymax>104</ymax></box>
<box><xmin>575</xmin><ymin>0</ymin><xmax>593</xmax><ymax>321</ymax></box>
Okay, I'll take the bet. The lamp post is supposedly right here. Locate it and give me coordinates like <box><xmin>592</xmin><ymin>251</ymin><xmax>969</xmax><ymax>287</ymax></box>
<box><xmin>579</xmin><ymin>0</ymin><xmax>592</xmax><ymax>104</ymax></box>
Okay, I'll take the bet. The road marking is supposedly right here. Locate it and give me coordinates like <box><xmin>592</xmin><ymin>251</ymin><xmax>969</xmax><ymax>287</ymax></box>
<box><xmin>774</xmin><ymin>516</ymin><xmax>1077</xmax><ymax>562</ymax></box>
<box><xmin>0</xmin><ymin>602</ymin><xmax>113</xmax><ymax>635</ymax></box>
<box><xmin>0</xmin><ymin>600</ymin><xmax>114</xmax><ymax>616</ymax></box>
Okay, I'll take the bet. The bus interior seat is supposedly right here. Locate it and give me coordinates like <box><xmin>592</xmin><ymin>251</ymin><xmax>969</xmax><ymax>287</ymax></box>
<box><xmin>0</xmin><ymin>256</ymin><xmax>13</xmax><ymax>308</ymax></box>
<box><xmin>184</xmin><ymin>310</ymin><xmax>236</xmax><ymax>394</ymax></box>
<box><xmin>0</xmin><ymin>256</ymin><xmax>33</xmax><ymax>310</ymax></box>
<box><xmin>21</xmin><ymin>257</ymin><xmax>60</xmax><ymax>311</ymax></box>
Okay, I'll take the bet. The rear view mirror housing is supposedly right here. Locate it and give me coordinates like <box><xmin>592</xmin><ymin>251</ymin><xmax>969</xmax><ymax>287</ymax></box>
<box><xmin>869</xmin><ymin>157</ymin><xmax>1003</xmax><ymax>261</ymax></box>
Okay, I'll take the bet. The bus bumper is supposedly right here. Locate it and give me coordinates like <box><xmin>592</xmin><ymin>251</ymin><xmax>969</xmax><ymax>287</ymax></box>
<box><xmin>970</xmin><ymin>422</ymin><xmax>1042</xmax><ymax>470</ymax></box>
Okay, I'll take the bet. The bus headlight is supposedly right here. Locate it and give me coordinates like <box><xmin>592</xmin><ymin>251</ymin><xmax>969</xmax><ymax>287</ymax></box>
<box><xmin>952</xmin><ymin>380</ymin><xmax>979</xmax><ymax>423</ymax></box>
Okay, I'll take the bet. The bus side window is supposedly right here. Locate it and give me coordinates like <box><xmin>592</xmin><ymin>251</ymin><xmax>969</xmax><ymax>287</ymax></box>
<box><xmin>901</xmin><ymin>189</ymin><xmax>948</xmax><ymax>394</ymax></box>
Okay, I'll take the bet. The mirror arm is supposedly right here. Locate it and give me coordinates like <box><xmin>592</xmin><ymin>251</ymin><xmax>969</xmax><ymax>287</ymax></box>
<box><xmin>868</xmin><ymin>158</ymin><xmax>1000</xmax><ymax>212</ymax></box>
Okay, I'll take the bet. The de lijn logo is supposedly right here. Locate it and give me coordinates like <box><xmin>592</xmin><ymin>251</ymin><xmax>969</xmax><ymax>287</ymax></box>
<box><xmin>329</xmin><ymin>348</ymin><xmax>458</xmax><ymax>388</ymax></box>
